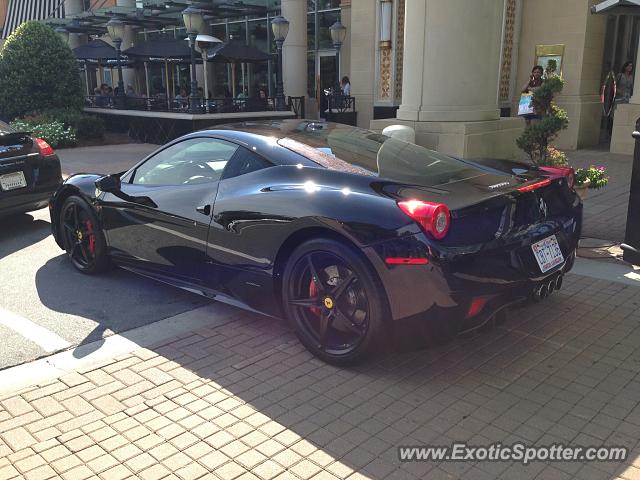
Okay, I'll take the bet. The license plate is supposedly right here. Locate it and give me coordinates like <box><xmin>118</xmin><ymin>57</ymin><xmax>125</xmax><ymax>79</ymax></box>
<box><xmin>531</xmin><ymin>235</ymin><xmax>564</xmax><ymax>273</ymax></box>
<box><xmin>0</xmin><ymin>171</ymin><xmax>26</xmax><ymax>191</ymax></box>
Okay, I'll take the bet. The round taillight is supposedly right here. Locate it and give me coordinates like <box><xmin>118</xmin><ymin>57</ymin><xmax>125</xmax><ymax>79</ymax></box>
<box><xmin>397</xmin><ymin>200</ymin><xmax>450</xmax><ymax>240</ymax></box>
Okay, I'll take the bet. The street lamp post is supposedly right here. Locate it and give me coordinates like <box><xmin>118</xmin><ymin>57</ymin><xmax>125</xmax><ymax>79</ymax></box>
<box><xmin>271</xmin><ymin>15</ymin><xmax>289</xmax><ymax>111</ymax></box>
<box><xmin>182</xmin><ymin>7</ymin><xmax>205</xmax><ymax>113</ymax></box>
<box><xmin>106</xmin><ymin>17</ymin><xmax>126</xmax><ymax>108</ymax></box>
<box><xmin>329</xmin><ymin>20</ymin><xmax>347</xmax><ymax>94</ymax></box>
<box><xmin>55</xmin><ymin>27</ymin><xmax>69</xmax><ymax>44</ymax></box>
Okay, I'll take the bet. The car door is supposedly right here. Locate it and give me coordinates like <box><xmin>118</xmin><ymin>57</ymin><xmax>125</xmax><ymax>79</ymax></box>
<box><xmin>101</xmin><ymin>136</ymin><xmax>239</xmax><ymax>284</ymax></box>
<box><xmin>204</xmin><ymin>146</ymin><xmax>278</xmax><ymax>311</ymax></box>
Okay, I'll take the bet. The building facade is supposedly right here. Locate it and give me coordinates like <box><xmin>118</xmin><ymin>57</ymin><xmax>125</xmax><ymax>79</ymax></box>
<box><xmin>1</xmin><ymin>0</ymin><xmax>638</xmax><ymax>157</ymax></box>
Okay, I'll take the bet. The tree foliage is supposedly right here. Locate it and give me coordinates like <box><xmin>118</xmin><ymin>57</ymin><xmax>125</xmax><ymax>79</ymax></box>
<box><xmin>516</xmin><ymin>75</ymin><xmax>569</xmax><ymax>166</ymax></box>
<box><xmin>0</xmin><ymin>22</ymin><xmax>83</xmax><ymax>120</ymax></box>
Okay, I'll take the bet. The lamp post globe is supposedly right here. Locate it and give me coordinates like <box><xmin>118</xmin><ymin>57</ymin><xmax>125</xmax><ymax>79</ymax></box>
<box><xmin>271</xmin><ymin>15</ymin><xmax>289</xmax><ymax>111</ymax></box>
<box><xmin>329</xmin><ymin>20</ymin><xmax>346</xmax><ymax>93</ymax></box>
<box><xmin>106</xmin><ymin>17</ymin><xmax>126</xmax><ymax>107</ymax></box>
<box><xmin>182</xmin><ymin>6</ymin><xmax>205</xmax><ymax>113</ymax></box>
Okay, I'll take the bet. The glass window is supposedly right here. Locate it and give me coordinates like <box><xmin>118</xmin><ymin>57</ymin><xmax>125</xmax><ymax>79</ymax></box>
<box><xmin>318</xmin><ymin>0</ymin><xmax>341</xmax><ymax>9</ymax></box>
<box><xmin>307</xmin><ymin>12</ymin><xmax>316</xmax><ymax>50</ymax></box>
<box><xmin>222</xmin><ymin>147</ymin><xmax>273</xmax><ymax>180</ymax></box>
<box><xmin>212</xmin><ymin>23</ymin><xmax>227</xmax><ymax>41</ymax></box>
<box><xmin>0</xmin><ymin>121</ymin><xmax>14</xmax><ymax>133</ymax></box>
<box><xmin>278</xmin><ymin>124</ymin><xmax>473</xmax><ymax>185</ymax></box>
<box><xmin>132</xmin><ymin>138</ymin><xmax>239</xmax><ymax>186</ymax></box>
<box><xmin>307</xmin><ymin>53</ymin><xmax>316</xmax><ymax>98</ymax></box>
<box><xmin>228</xmin><ymin>20</ymin><xmax>247</xmax><ymax>42</ymax></box>
<box><xmin>318</xmin><ymin>10</ymin><xmax>340</xmax><ymax>49</ymax></box>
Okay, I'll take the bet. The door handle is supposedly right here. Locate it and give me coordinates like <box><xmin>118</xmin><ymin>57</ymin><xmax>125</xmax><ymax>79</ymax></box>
<box><xmin>196</xmin><ymin>204</ymin><xmax>211</xmax><ymax>216</ymax></box>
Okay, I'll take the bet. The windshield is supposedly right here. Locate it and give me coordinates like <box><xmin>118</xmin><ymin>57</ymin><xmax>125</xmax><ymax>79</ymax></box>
<box><xmin>0</xmin><ymin>121</ymin><xmax>15</xmax><ymax>134</ymax></box>
<box><xmin>278</xmin><ymin>124</ymin><xmax>475</xmax><ymax>186</ymax></box>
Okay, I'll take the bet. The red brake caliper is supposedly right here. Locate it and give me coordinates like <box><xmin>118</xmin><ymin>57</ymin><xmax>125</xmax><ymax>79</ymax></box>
<box><xmin>85</xmin><ymin>221</ymin><xmax>96</xmax><ymax>257</ymax></box>
<box><xmin>309</xmin><ymin>280</ymin><xmax>320</xmax><ymax>316</ymax></box>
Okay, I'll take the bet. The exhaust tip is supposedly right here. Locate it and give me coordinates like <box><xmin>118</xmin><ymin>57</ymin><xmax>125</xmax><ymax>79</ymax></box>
<box><xmin>547</xmin><ymin>280</ymin><xmax>555</xmax><ymax>295</ymax></box>
<box><xmin>555</xmin><ymin>275</ymin><xmax>563</xmax><ymax>290</ymax></box>
<box><xmin>533</xmin><ymin>283</ymin><xmax>546</xmax><ymax>302</ymax></box>
<box><xmin>539</xmin><ymin>284</ymin><xmax>549</xmax><ymax>299</ymax></box>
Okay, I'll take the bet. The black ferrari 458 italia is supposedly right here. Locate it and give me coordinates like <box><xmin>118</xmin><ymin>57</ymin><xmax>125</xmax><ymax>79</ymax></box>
<box><xmin>0</xmin><ymin>121</ymin><xmax>62</xmax><ymax>217</ymax></box>
<box><xmin>50</xmin><ymin>120</ymin><xmax>581</xmax><ymax>364</ymax></box>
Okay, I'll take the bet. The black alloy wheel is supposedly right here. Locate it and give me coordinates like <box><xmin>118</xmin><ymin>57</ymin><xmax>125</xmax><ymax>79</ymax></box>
<box><xmin>283</xmin><ymin>238</ymin><xmax>387</xmax><ymax>365</ymax></box>
<box><xmin>59</xmin><ymin>196</ymin><xmax>109</xmax><ymax>274</ymax></box>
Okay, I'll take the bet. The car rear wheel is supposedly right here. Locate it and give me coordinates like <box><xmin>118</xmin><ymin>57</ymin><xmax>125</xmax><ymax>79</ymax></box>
<box><xmin>282</xmin><ymin>238</ymin><xmax>387</xmax><ymax>365</ymax></box>
<box><xmin>59</xmin><ymin>196</ymin><xmax>109</xmax><ymax>274</ymax></box>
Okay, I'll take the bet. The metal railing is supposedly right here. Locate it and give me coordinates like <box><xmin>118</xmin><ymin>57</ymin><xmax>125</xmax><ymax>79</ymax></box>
<box><xmin>85</xmin><ymin>95</ymin><xmax>306</xmax><ymax>118</ymax></box>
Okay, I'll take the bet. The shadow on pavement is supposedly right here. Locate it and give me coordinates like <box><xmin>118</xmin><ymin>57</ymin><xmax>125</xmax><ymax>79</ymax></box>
<box><xmin>31</xmin><ymin>257</ymin><xmax>640</xmax><ymax>478</ymax></box>
<box><xmin>0</xmin><ymin>213</ymin><xmax>51</xmax><ymax>261</ymax></box>
<box><xmin>35</xmin><ymin>256</ymin><xmax>210</xmax><ymax>356</ymax></box>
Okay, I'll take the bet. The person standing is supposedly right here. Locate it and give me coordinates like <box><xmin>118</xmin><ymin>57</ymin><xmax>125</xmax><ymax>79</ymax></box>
<box><xmin>341</xmin><ymin>76</ymin><xmax>351</xmax><ymax>96</ymax></box>
<box><xmin>616</xmin><ymin>62</ymin><xmax>634</xmax><ymax>104</ymax></box>
<box><xmin>520</xmin><ymin>65</ymin><xmax>544</xmax><ymax>125</ymax></box>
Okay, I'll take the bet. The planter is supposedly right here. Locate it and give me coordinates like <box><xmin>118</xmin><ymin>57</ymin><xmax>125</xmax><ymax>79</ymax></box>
<box><xmin>574</xmin><ymin>178</ymin><xmax>591</xmax><ymax>200</ymax></box>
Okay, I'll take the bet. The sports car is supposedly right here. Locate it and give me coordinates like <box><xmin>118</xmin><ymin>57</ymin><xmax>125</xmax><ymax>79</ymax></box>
<box><xmin>0</xmin><ymin>121</ymin><xmax>62</xmax><ymax>217</ymax></box>
<box><xmin>50</xmin><ymin>120</ymin><xmax>581</xmax><ymax>364</ymax></box>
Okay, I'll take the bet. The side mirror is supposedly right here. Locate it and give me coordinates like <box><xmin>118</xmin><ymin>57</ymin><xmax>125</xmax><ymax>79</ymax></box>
<box><xmin>95</xmin><ymin>174</ymin><xmax>121</xmax><ymax>193</ymax></box>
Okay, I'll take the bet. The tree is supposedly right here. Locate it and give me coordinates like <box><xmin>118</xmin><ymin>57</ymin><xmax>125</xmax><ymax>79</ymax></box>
<box><xmin>516</xmin><ymin>75</ymin><xmax>569</xmax><ymax>166</ymax></box>
<box><xmin>0</xmin><ymin>21</ymin><xmax>83</xmax><ymax>121</ymax></box>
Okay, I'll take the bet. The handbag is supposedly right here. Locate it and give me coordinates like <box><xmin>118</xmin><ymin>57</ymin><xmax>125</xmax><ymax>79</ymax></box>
<box><xmin>518</xmin><ymin>93</ymin><xmax>534</xmax><ymax>116</ymax></box>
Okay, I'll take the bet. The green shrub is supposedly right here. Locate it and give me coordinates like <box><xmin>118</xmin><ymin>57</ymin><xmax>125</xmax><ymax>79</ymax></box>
<box><xmin>516</xmin><ymin>75</ymin><xmax>569</xmax><ymax>166</ymax></box>
<box><xmin>575</xmin><ymin>166</ymin><xmax>609</xmax><ymax>189</ymax></box>
<box><xmin>43</xmin><ymin>109</ymin><xmax>105</xmax><ymax>139</ymax></box>
<box><xmin>0</xmin><ymin>22</ymin><xmax>83</xmax><ymax>120</ymax></box>
<box><xmin>10</xmin><ymin>118</ymin><xmax>77</xmax><ymax>148</ymax></box>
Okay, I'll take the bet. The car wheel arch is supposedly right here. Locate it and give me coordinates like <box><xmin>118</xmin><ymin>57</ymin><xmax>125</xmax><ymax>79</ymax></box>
<box><xmin>52</xmin><ymin>186</ymin><xmax>97</xmax><ymax>247</ymax></box>
<box><xmin>272</xmin><ymin>227</ymin><xmax>392</xmax><ymax>323</ymax></box>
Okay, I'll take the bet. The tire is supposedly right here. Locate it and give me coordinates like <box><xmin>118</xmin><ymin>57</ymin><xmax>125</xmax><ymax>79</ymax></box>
<box><xmin>58</xmin><ymin>195</ymin><xmax>109</xmax><ymax>274</ymax></box>
<box><xmin>282</xmin><ymin>238</ymin><xmax>388</xmax><ymax>365</ymax></box>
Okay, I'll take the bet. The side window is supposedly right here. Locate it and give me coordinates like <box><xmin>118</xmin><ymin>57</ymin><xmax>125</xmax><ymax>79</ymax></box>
<box><xmin>132</xmin><ymin>137</ymin><xmax>239</xmax><ymax>186</ymax></box>
<box><xmin>221</xmin><ymin>147</ymin><xmax>273</xmax><ymax>180</ymax></box>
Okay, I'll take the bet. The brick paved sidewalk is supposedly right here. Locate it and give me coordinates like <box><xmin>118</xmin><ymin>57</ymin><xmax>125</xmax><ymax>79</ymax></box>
<box><xmin>568</xmin><ymin>149</ymin><xmax>632</xmax><ymax>243</ymax></box>
<box><xmin>2</xmin><ymin>273</ymin><xmax>640</xmax><ymax>480</ymax></box>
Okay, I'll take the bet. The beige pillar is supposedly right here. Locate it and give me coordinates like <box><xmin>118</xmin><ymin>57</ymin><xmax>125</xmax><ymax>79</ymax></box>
<box><xmin>611</xmin><ymin>32</ymin><xmax>640</xmax><ymax>154</ymax></box>
<box><xmin>372</xmin><ymin>0</ymin><xmax>523</xmax><ymax>159</ymax></box>
<box><xmin>397</xmin><ymin>0</ymin><xmax>502</xmax><ymax>122</ymax></box>
<box><xmin>281</xmin><ymin>0</ymin><xmax>307</xmax><ymax>98</ymax></box>
<box><xmin>120</xmin><ymin>25</ymin><xmax>136</xmax><ymax>89</ymax></box>
<box><xmin>64</xmin><ymin>0</ymin><xmax>83</xmax><ymax>16</ymax></box>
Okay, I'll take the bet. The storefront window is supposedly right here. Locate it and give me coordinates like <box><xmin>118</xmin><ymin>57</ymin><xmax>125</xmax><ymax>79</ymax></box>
<box><xmin>317</xmin><ymin>10</ymin><xmax>340</xmax><ymax>49</ymax></box>
<box><xmin>228</xmin><ymin>20</ymin><xmax>247</xmax><ymax>42</ymax></box>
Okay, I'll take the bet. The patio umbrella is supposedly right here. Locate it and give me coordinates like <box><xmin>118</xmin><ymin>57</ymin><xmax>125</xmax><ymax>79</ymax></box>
<box><xmin>74</xmin><ymin>40</ymin><xmax>130</xmax><ymax>96</ymax></box>
<box><xmin>124</xmin><ymin>35</ymin><xmax>202</xmax><ymax>108</ymax></box>
<box><xmin>207</xmin><ymin>39</ymin><xmax>270</xmax><ymax>97</ymax></box>
<box><xmin>73</xmin><ymin>39</ymin><xmax>117</xmax><ymax>61</ymax></box>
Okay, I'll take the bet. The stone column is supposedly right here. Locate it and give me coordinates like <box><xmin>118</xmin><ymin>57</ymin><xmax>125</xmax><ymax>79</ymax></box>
<box><xmin>630</xmin><ymin>40</ymin><xmax>640</xmax><ymax>105</ymax></box>
<box><xmin>64</xmin><ymin>0</ymin><xmax>83</xmax><ymax>16</ymax></box>
<box><xmin>372</xmin><ymin>0</ymin><xmax>524</xmax><ymax>160</ymax></box>
<box><xmin>611</xmin><ymin>29</ymin><xmax>640</xmax><ymax>154</ymax></box>
<box><xmin>281</xmin><ymin>0</ymin><xmax>307</xmax><ymax>98</ymax></box>
<box><xmin>64</xmin><ymin>0</ymin><xmax>84</xmax><ymax>49</ymax></box>
<box><xmin>397</xmin><ymin>0</ymin><xmax>502</xmax><ymax>122</ymax></box>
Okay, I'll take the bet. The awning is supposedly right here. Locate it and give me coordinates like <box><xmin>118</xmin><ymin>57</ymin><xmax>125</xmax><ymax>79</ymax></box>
<box><xmin>591</xmin><ymin>0</ymin><xmax>640</xmax><ymax>14</ymax></box>
<box><xmin>2</xmin><ymin>0</ymin><xmax>64</xmax><ymax>39</ymax></box>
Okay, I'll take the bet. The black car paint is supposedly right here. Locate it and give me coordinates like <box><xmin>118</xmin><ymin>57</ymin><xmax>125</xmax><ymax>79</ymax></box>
<box><xmin>0</xmin><ymin>131</ymin><xmax>62</xmax><ymax>217</ymax></box>
<box><xmin>50</xmin><ymin>125</ymin><xmax>582</xmax><ymax>328</ymax></box>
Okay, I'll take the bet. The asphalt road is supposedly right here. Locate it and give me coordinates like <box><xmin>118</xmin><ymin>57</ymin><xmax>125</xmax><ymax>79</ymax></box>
<box><xmin>0</xmin><ymin>143</ymin><xmax>208</xmax><ymax>370</ymax></box>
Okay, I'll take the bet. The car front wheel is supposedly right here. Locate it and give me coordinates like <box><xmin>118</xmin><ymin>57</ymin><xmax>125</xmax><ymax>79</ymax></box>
<box><xmin>59</xmin><ymin>195</ymin><xmax>109</xmax><ymax>274</ymax></box>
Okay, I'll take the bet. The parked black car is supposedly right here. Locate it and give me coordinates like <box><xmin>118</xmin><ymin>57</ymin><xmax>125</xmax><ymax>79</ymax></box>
<box><xmin>0</xmin><ymin>121</ymin><xmax>62</xmax><ymax>217</ymax></box>
<box><xmin>50</xmin><ymin>120</ymin><xmax>581</xmax><ymax>364</ymax></box>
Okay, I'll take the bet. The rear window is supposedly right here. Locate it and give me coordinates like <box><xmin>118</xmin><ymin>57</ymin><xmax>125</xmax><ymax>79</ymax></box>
<box><xmin>0</xmin><ymin>121</ymin><xmax>15</xmax><ymax>134</ymax></box>
<box><xmin>278</xmin><ymin>124</ymin><xmax>475</xmax><ymax>186</ymax></box>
